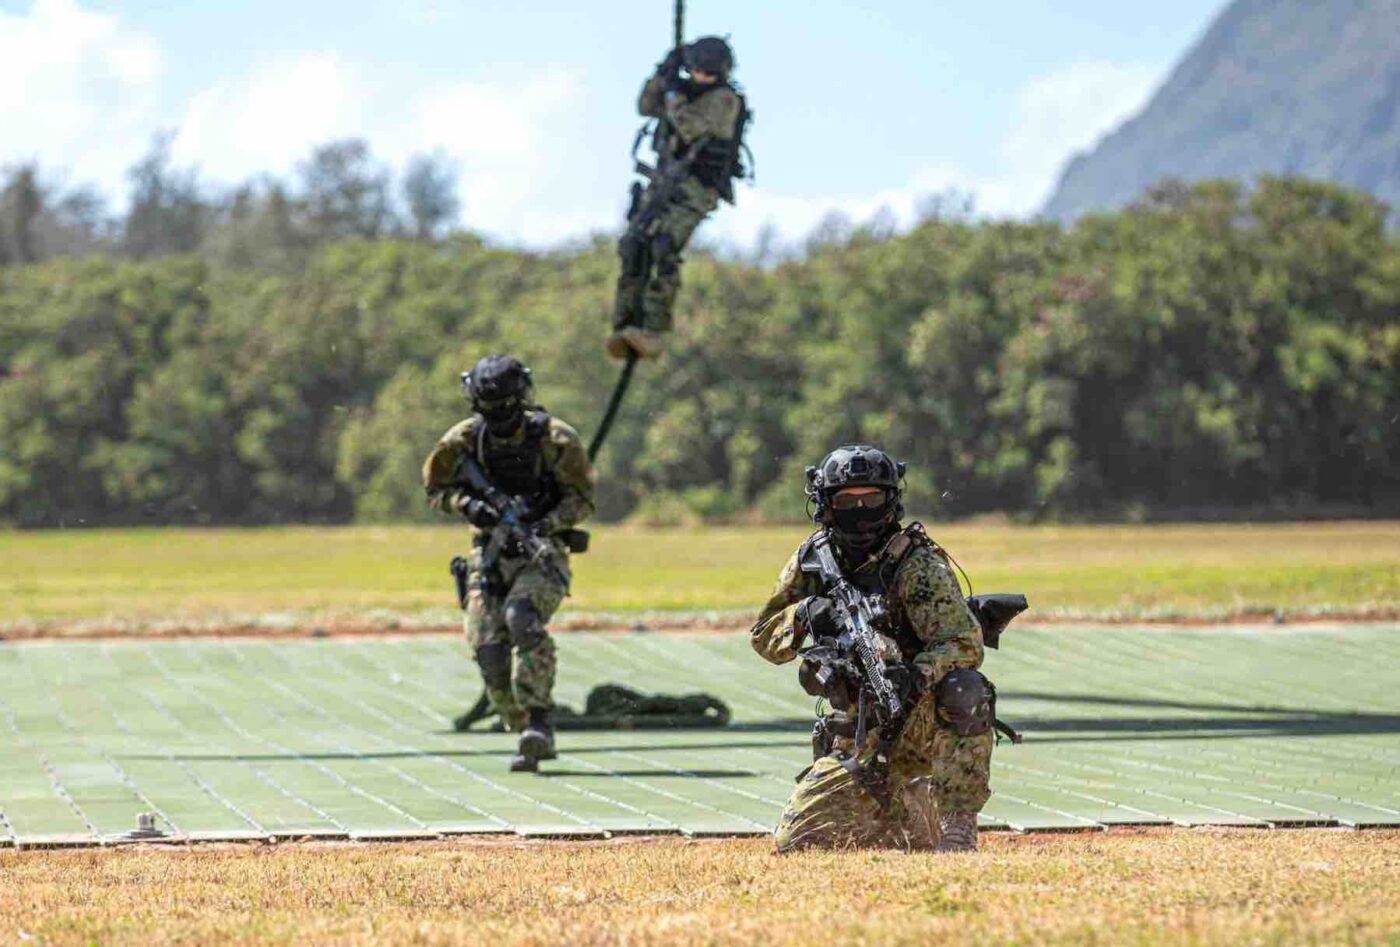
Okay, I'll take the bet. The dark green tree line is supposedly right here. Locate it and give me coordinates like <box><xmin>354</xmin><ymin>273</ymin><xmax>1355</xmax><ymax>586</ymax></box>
<box><xmin>1</xmin><ymin>177</ymin><xmax>1397</xmax><ymax>527</ymax></box>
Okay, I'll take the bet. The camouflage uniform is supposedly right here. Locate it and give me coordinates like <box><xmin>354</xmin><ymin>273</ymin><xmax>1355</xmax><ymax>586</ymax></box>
<box><xmin>751</xmin><ymin>524</ymin><xmax>992</xmax><ymax>851</ymax></box>
<box><xmin>614</xmin><ymin>75</ymin><xmax>744</xmax><ymax>337</ymax></box>
<box><xmin>423</xmin><ymin>410</ymin><xmax>594</xmax><ymax>731</ymax></box>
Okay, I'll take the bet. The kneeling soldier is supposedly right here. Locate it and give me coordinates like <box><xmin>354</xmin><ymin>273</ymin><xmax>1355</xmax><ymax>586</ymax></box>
<box><xmin>423</xmin><ymin>355</ymin><xmax>595</xmax><ymax>772</ymax></box>
<box><xmin>751</xmin><ymin>445</ymin><xmax>994</xmax><ymax>852</ymax></box>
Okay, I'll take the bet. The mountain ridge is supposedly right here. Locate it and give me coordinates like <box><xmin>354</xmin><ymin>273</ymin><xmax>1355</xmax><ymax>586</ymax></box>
<box><xmin>1043</xmin><ymin>0</ymin><xmax>1400</xmax><ymax>219</ymax></box>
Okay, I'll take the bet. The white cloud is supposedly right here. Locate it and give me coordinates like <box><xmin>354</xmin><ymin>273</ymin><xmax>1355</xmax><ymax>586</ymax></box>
<box><xmin>172</xmin><ymin>53</ymin><xmax>367</xmax><ymax>182</ymax></box>
<box><xmin>998</xmin><ymin>60</ymin><xmax>1162</xmax><ymax>213</ymax></box>
<box><xmin>404</xmin><ymin>70</ymin><xmax>595</xmax><ymax>241</ymax></box>
<box><xmin>712</xmin><ymin>59</ymin><xmax>1161</xmax><ymax>248</ymax></box>
<box><xmin>165</xmin><ymin>58</ymin><xmax>596</xmax><ymax>243</ymax></box>
<box><xmin>0</xmin><ymin>0</ymin><xmax>161</xmax><ymax>191</ymax></box>
<box><xmin>0</xmin><ymin>5</ymin><xmax>1165</xmax><ymax>251</ymax></box>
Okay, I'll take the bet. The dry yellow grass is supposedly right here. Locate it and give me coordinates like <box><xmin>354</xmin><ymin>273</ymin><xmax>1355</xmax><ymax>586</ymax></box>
<box><xmin>4</xmin><ymin>831</ymin><xmax>1400</xmax><ymax>945</ymax></box>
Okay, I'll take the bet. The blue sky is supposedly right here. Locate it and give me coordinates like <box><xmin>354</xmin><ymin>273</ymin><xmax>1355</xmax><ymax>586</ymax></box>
<box><xmin>0</xmin><ymin>0</ymin><xmax>1228</xmax><ymax>247</ymax></box>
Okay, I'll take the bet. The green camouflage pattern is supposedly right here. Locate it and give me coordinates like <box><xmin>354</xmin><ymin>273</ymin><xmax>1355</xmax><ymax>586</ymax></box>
<box><xmin>752</xmin><ymin>525</ymin><xmax>993</xmax><ymax>850</ymax></box>
<box><xmin>422</xmin><ymin>411</ymin><xmax>595</xmax><ymax>533</ymax></box>
<box><xmin>774</xmin><ymin>699</ymin><xmax>994</xmax><ymax>852</ymax></box>
<box><xmin>615</xmin><ymin>176</ymin><xmax>718</xmax><ymax>334</ymax></box>
<box><xmin>638</xmin><ymin>78</ymin><xmax>743</xmax><ymax>146</ymax></box>
<box><xmin>423</xmin><ymin>410</ymin><xmax>594</xmax><ymax>725</ymax></box>
<box><xmin>614</xmin><ymin>77</ymin><xmax>741</xmax><ymax>336</ymax></box>
<box><xmin>464</xmin><ymin>544</ymin><xmax>566</xmax><ymax>726</ymax></box>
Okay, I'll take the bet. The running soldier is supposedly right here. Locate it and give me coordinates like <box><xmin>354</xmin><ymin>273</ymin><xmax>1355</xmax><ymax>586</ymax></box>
<box><xmin>609</xmin><ymin>35</ymin><xmax>748</xmax><ymax>360</ymax></box>
<box><xmin>423</xmin><ymin>355</ymin><xmax>595</xmax><ymax>772</ymax></box>
<box><xmin>750</xmin><ymin>445</ymin><xmax>997</xmax><ymax>852</ymax></box>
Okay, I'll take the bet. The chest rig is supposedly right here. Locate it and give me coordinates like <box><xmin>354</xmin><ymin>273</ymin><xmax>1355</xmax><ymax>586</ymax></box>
<box><xmin>798</xmin><ymin>523</ymin><xmax>937</xmax><ymax>659</ymax></box>
<box><xmin>474</xmin><ymin>410</ymin><xmax>561</xmax><ymax>510</ymax></box>
<box><xmin>671</xmin><ymin>81</ymin><xmax>747</xmax><ymax>202</ymax></box>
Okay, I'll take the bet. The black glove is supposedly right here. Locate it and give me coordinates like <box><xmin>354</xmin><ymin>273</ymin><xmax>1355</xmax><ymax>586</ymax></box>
<box><xmin>458</xmin><ymin>496</ymin><xmax>500</xmax><ymax>529</ymax></box>
<box><xmin>518</xmin><ymin>497</ymin><xmax>551</xmax><ymax>525</ymax></box>
<box><xmin>663</xmin><ymin>72</ymin><xmax>688</xmax><ymax>97</ymax></box>
<box><xmin>658</xmin><ymin>45</ymin><xmax>684</xmax><ymax>76</ymax></box>
<box><xmin>798</xmin><ymin>652</ymin><xmax>857</xmax><ymax>710</ymax></box>
<box><xmin>796</xmin><ymin>595</ymin><xmax>842</xmax><ymax>644</ymax></box>
<box><xmin>885</xmin><ymin>662</ymin><xmax>923</xmax><ymax>710</ymax></box>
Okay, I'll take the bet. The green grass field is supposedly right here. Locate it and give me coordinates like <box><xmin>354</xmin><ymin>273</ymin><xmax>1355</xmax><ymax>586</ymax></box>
<box><xmin>2</xmin><ymin>521</ymin><xmax>1398</xmax><ymax>631</ymax></box>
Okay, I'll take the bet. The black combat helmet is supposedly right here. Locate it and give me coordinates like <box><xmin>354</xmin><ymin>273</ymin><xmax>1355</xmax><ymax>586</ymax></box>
<box><xmin>462</xmin><ymin>354</ymin><xmax>532</xmax><ymax>436</ymax></box>
<box><xmin>805</xmin><ymin>444</ymin><xmax>906</xmax><ymax>553</ymax></box>
<box><xmin>684</xmin><ymin>36</ymin><xmax>734</xmax><ymax>80</ymax></box>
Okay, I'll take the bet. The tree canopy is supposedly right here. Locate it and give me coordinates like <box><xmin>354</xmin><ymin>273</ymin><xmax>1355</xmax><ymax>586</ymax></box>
<box><xmin>1</xmin><ymin>172</ymin><xmax>1397</xmax><ymax>528</ymax></box>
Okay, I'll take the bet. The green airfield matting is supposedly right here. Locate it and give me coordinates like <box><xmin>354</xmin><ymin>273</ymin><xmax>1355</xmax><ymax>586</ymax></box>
<box><xmin>2</xmin><ymin>626</ymin><xmax>1399</xmax><ymax>846</ymax></box>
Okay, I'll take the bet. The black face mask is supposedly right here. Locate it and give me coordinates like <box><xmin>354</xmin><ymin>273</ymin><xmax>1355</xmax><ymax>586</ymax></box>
<box><xmin>830</xmin><ymin>504</ymin><xmax>896</xmax><ymax>552</ymax></box>
<box><xmin>479</xmin><ymin>398</ymin><xmax>525</xmax><ymax>437</ymax></box>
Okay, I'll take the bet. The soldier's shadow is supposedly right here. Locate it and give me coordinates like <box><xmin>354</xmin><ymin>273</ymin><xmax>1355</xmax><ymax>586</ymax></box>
<box><xmin>996</xmin><ymin>691</ymin><xmax>1400</xmax><ymax>743</ymax></box>
<box><xmin>536</xmin><ymin>769</ymin><xmax>760</xmax><ymax>779</ymax></box>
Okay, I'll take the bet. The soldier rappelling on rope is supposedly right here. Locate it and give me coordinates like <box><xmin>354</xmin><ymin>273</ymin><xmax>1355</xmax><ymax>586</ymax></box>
<box><xmin>606</xmin><ymin>35</ymin><xmax>750</xmax><ymax>361</ymax></box>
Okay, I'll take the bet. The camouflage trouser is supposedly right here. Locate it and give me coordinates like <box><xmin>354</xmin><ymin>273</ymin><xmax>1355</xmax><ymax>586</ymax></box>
<box><xmin>464</xmin><ymin>542</ymin><xmax>570</xmax><ymax>732</ymax></box>
<box><xmin>774</xmin><ymin>694</ymin><xmax>993</xmax><ymax>852</ymax></box>
<box><xmin>614</xmin><ymin>176</ymin><xmax>720</xmax><ymax>334</ymax></box>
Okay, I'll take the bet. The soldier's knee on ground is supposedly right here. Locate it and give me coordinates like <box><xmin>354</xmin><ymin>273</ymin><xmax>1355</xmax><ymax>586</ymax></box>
<box><xmin>774</xmin><ymin>756</ymin><xmax>879</xmax><ymax>853</ymax></box>
<box><xmin>504</xmin><ymin>600</ymin><xmax>548</xmax><ymax>650</ymax></box>
<box><xmin>475</xmin><ymin>642</ymin><xmax>512</xmax><ymax>691</ymax></box>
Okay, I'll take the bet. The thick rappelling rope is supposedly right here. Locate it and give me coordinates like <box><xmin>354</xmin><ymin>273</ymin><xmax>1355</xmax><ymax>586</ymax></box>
<box><xmin>587</xmin><ymin>351</ymin><xmax>638</xmax><ymax>462</ymax></box>
<box><xmin>459</xmin><ymin>1</ymin><xmax>698</xmax><ymax>734</ymax></box>
<box><xmin>586</xmin><ymin>0</ymin><xmax>685</xmax><ymax>464</ymax></box>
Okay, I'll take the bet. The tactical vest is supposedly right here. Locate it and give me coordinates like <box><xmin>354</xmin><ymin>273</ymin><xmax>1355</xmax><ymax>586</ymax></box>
<box><xmin>798</xmin><ymin>523</ymin><xmax>940</xmax><ymax>660</ymax></box>
<box><xmin>473</xmin><ymin>410</ymin><xmax>561</xmax><ymax>510</ymax></box>
<box><xmin>684</xmin><ymin>82</ymin><xmax>747</xmax><ymax>201</ymax></box>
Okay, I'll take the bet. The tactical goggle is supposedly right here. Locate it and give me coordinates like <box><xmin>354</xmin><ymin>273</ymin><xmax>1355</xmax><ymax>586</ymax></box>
<box><xmin>829</xmin><ymin>489</ymin><xmax>889</xmax><ymax>511</ymax></box>
<box><xmin>477</xmin><ymin>396</ymin><xmax>524</xmax><ymax>419</ymax></box>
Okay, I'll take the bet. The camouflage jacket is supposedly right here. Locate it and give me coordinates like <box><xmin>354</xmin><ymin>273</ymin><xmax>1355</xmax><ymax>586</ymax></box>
<box><xmin>421</xmin><ymin>411</ymin><xmax>595</xmax><ymax>537</ymax></box>
<box><xmin>750</xmin><ymin>524</ymin><xmax>983</xmax><ymax>688</ymax></box>
<box><xmin>638</xmin><ymin>76</ymin><xmax>743</xmax><ymax>148</ymax></box>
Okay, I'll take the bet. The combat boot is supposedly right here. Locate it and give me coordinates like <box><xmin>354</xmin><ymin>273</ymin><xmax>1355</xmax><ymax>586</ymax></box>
<box><xmin>617</xmin><ymin>326</ymin><xmax>664</xmax><ymax>359</ymax></box>
<box><xmin>605</xmin><ymin>331</ymin><xmax>633</xmax><ymax>360</ymax></box>
<box><xmin>509</xmin><ymin>708</ymin><xmax>557</xmax><ymax>773</ymax></box>
<box><xmin>934</xmin><ymin>810</ymin><xmax>979</xmax><ymax>853</ymax></box>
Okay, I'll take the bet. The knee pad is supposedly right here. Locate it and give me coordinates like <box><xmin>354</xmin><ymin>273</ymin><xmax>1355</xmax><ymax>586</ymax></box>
<box><xmin>650</xmin><ymin>232</ymin><xmax>679</xmax><ymax>274</ymax></box>
<box><xmin>933</xmin><ymin>668</ymin><xmax>993</xmax><ymax>736</ymax></box>
<box><xmin>504</xmin><ymin>600</ymin><xmax>547</xmax><ymax>650</ymax></box>
<box><xmin>474</xmin><ymin>642</ymin><xmax>512</xmax><ymax>690</ymax></box>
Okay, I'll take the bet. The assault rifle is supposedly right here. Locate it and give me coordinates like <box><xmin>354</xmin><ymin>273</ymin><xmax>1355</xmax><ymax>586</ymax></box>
<box><xmin>624</xmin><ymin>133</ymin><xmax>712</xmax><ymax>242</ymax></box>
<box><xmin>800</xmin><ymin>531</ymin><xmax>916</xmax><ymax>756</ymax></box>
<box><xmin>450</xmin><ymin>454</ymin><xmax>571</xmax><ymax>592</ymax></box>
<box><xmin>446</xmin><ymin>455</ymin><xmax>589</xmax><ymax>734</ymax></box>
<box><xmin>799</xmin><ymin>533</ymin><xmax>1031</xmax><ymax>761</ymax></box>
